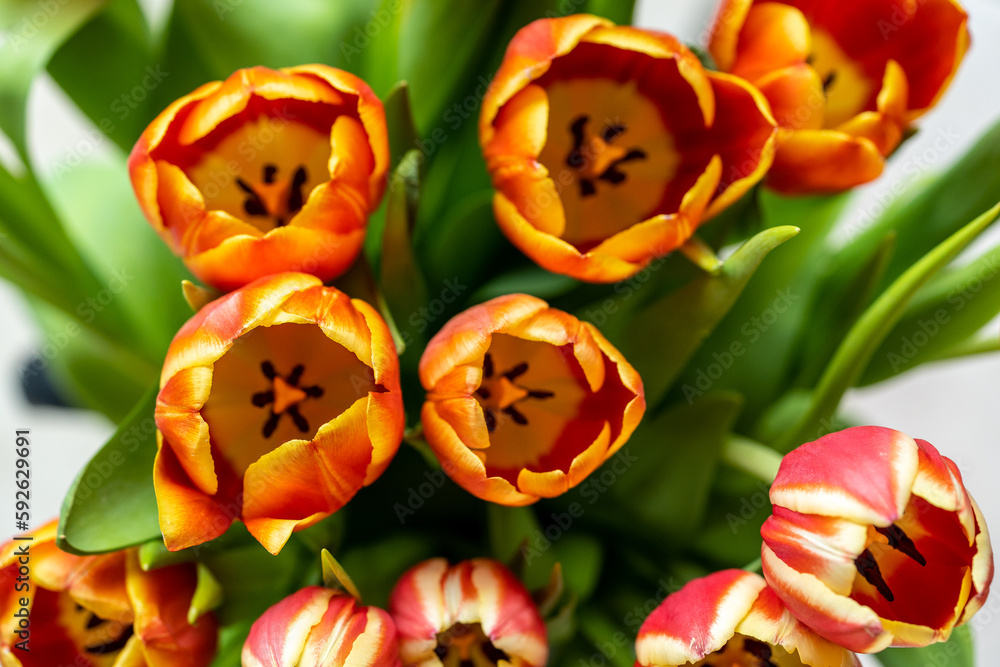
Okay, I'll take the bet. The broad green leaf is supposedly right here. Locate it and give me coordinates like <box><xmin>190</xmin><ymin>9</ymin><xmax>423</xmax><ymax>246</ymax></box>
<box><xmin>672</xmin><ymin>192</ymin><xmax>848</xmax><ymax>426</ymax></box>
<box><xmin>875</xmin><ymin>624</ymin><xmax>974</xmax><ymax>667</ymax></box>
<box><xmin>488</xmin><ymin>504</ymin><xmax>541</xmax><ymax>565</ymax></box>
<box><xmin>862</xmin><ymin>241</ymin><xmax>1000</xmax><ymax>384</ymax></box>
<box><xmin>848</xmin><ymin>116</ymin><xmax>1000</xmax><ymax>292</ymax></box>
<box><xmin>380</xmin><ymin>150</ymin><xmax>429</xmax><ymax>354</ymax></box>
<box><xmin>608</xmin><ymin>225</ymin><xmax>800</xmax><ymax>409</ymax></box>
<box><xmin>58</xmin><ymin>386</ymin><xmax>161</xmax><ymax>554</ymax></box>
<box><xmin>204</xmin><ymin>544</ymin><xmax>304</xmax><ymax>625</ymax></box>
<box><xmin>47</xmin><ymin>0</ymin><xmax>156</xmax><ymax>152</ymax></box>
<box><xmin>604</xmin><ymin>394</ymin><xmax>743</xmax><ymax>543</ymax></box>
<box><xmin>396</xmin><ymin>0</ymin><xmax>503</xmax><ymax>133</ymax></box>
<box><xmin>0</xmin><ymin>0</ymin><xmax>107</xmax><ymax>156</ymax></box>
<box><xmin>472</xmin><ymin>266</ymin><xmax>578</xmax><ymax>303</ymax></box>
<box><xmin>383</xmin><ymin>82</ymin><xmax>421</xmax><ymax>174</ymax></box>
<box><xmin>775</xmin><ymin>203</ymin><xmax>1000</xmax><ymax>451</ymax></box>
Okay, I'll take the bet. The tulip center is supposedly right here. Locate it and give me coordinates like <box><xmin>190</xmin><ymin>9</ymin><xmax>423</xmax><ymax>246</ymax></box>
<box><xmin>434</xmin><ymin>622</ymin><xmax>510</xmax><ymax>667</ymax></box>
<box><xmin>687</xmin><ymin>634</ymin><xmax>803</xmax><ymax>667</ymax></box>
<box><xmin>184</xmin><ymin>115</ymin><xmax>332</xmax><ymax>232</ymax></box>
<box><xmin>849</xmin><ymin>496</ymin><xmax>977</xmax><ymax>631</ymax></box>
<box><xmin>30</xmin><ymin>588</ymin><xmax>134</xmax><ymax>666</ymax></box>
<box><xmin>807</xmin><ymin>31</ymin><xmax>875</xmax><ymax>127</ymax></box>
<box><xmin>202</xmin><ymin>323</ymin><xmax>379</xmax><ymax>478</ymax></box>
<box><xmin>536</xmin><ymin>76</ymin><xmax>680</xmax><ymax>250</ymax></box>
<box><xmin>475</xmin><ymin>351</ymin><xmax>556</xmax><ymax>433</ymax></box>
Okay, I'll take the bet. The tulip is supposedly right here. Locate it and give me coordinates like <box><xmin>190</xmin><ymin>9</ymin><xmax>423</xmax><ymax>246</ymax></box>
<box><xmin>635</xmin><ymin>569</ymin><xmax>859</xmax><ymax>667</ymax></box>
<box><xmin>129</xmin><ymin>65</ymin><xmax>389</xmax><ymax>291</ymax></box>
<box><xmin>0</xmin><ymin>520</ymin><xmax>217</xmax><ymax>667</ymax></box>
<box><xmin>419</xmin><ymin>294</ymin><xmax>644</xmax><ymax>506</ymax></box>
<box><xmin>761</xmin><ymin>426</ymin><xmax>993</xmax><ymax>652</ymax></box>
<box><xmin>479</xmin><ymin>14</ymin><xmax>776</xmax><ymax>283</ymax></box>
<box><xmin>154</xmin><ymin>272</ymin><xmax>405</xmax><ymax>554</ymax></box>
<box><xmin>389</xmin><ymin>558</ymin><xmax>547</xmax><ymax>667</ymax></box>
<box><xmin>708</xmin><ymin>0</ymin><xmax>969</xmax><ymax>193</ymax></box>
<box><xmin>242</xmin><ymin>586</ymin><xmax>399</xmax><ymax>667</ymax></box>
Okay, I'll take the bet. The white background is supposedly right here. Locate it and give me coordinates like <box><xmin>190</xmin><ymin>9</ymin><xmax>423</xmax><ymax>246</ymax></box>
<box><xmin>0</xmin><ymin>0</ymin><xmax>998</xmax><ymax>663</ymax></box>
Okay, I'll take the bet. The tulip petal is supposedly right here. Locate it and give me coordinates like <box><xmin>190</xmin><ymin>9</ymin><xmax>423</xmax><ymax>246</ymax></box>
<box><xmin>243</xmin><ymin>587</ymin><xmax>334</xmax><ymax>667</ymax></box>
<box><xmin>153</xmin><ymin>441</ymin><xmax>234</xmax><ymax>552</ymax></box>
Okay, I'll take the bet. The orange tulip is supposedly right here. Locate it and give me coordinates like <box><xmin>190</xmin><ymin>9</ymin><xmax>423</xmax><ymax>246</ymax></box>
<box><xmin>0</xmin><ymin>520</ymin><xmax>217</xmax><ymax>667</ymax></box>
<box><xmin>709</xmin><ymin>0</ymin><xmax>969</xmax><ymax>193</ymax></box>
<box><xmin>419</xmin><ymin>294</ymin><xmax>644</xmax><ymax>506</ymax></box>
<box><xmin>479</xmin><ymin>14</ymin><xmax>776</xmax><ymax>283</ymax></box>
<box><xmin>242</xmin><ymin>586</ymin><xmax>399</xmax><ymax>667</ymax></box>
<box><xmin>389</xmin><ymin>558</ymin><xmax>547</xmax><ymax>667</ymax></box>
<box><xmin>129</xmin><ymin>65</ymin><xmax>389</xmax><ymax>291</ymax></box>
<box><xmin>154</xmin><ymin>273</ymin><xmax>405</xmax><ymax>554</ymax></box>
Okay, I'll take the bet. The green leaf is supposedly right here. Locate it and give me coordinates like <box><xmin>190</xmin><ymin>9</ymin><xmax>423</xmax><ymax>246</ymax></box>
<box><xmin>0</xmin><ymin>0</ymin><xmax>107</xmax><ymax>157</ymax></box>
<box><xmin>609</xmin><ymin>225</ymin><xmax>800</xmax><ymax>409</ymax></box>
<box><xmin>605</xmin><ymin>394</ymin><xmax>743</xmax><ymax>543</ymax></box>
<box><xmin>188</xmin><ymin>562</ymin><xmax>223</xmax><ymax>625</ymax></box>
<box><xmin>845</xmin><ymin>116</ymin><xmax>1000</xmax><ymax>293</ymax></box>
<box><xmin>472</xmin><ymin>266</ymin><xmax>578</xmax><ymax>303</ymax></box>
<box><xmin>58</xmin><ymin>386</ymin><xmax>161</xmax><ymax>554</ymax></box>
<box><xmin>584</xmin><ymin>0</ymin><xmax>637</xmax><ymax>23</ymax></box>
<box><xmin>578</xmin><ymin>608</ymin><xmax>635</xmax><ymax>667</ymax></box>
<box><xmin>775</xmin><ymin>202</ymin><xmax>1000</xmax><ymax>451</ymax></box>
<box><xmin>396</xmin><ymin>0</ymin><xmax>503</xmax><ymax>132</ymax></box>
<box><xmin>46</xmin><ymin>0</ymin><xmax>156</xmax><ymax>152</ymax></box>
<box><xmin>380</xmin><ymin>150</ymin><xmax>429</xmax><ymax>353</ymax></box>
<box><xmin>861</xmin><ymin>240</ymin><xmax>1000</xmax><ymax>384</ymax></box>
<box><xmin>204</xmin><ymin>544</ymin><xmax>304</xmax><ymax>625</ymax></box>
<box><xmin>488</xmin><ymin>504</ymin><xmax>541</xmax><ymax>565</ymax></box>
<box><xmin>383</xmin><ymin>81</ymin><xmax>421</xmax><ymax>173</ymax></box>
<box><xmin>875</xmin><ymin>624</ymin><xmax>974</xmax><ymax>667</ymax></box>
<box><xmin>209</xmin><ymin>621</ymin><xmax>254</xmax><ymax>667</ymax></box>
<box><xmin>321</xmin><ymin>548</ymin><xmax>363</xmax><ymax>601</ymax></box>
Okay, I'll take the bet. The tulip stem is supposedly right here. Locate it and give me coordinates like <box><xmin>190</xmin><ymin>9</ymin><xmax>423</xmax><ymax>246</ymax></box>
<box><xmin>721</xmin><ymin>435</ymin><xmax>782</xmax><ymax>483</ymax></box>
<box><xmin>742</xmin><ymin>558</ymin><xmax>762</xmax><ymax>574</ymax></box>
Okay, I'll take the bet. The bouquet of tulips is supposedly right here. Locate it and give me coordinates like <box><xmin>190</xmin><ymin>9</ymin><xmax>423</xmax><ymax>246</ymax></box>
<box><xmin>1</xmin><ymin>0</ymin><xmax>997</xmax><ymax>666</ymax></box>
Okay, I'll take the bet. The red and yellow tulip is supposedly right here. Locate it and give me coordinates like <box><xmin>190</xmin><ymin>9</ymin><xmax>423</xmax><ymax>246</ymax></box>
<box><xmin>709</xmin><ymin>0</ymin><xmax>969</xmax><ymax>193</ymax></box>
<box><xmin>129</xmin><ymin>65</ymin><xmax>389</xmax><ymax>291</ymax></box>
<box><xmin>154</xmin><ymin>272</ymin><xmax>405</xmax><ymax>555</ymax></box>
<box><xmin>242</xmin><ymin>586</ymin><xmax>399</xmax><ymax>667</ymax></box>
<box><xmin>635</xmin><ymin>569</ymin><xmax>859</xmax><ymax>667</ymax></box>
<box><xmin>479</xmin><ymin>14</ymin><xmax>777</xmax><ymax>283</ymax></box>
<box><xmin>0</xmin><ymin>521</ymin><xmax>217</xmax><ymax>667</ymax></box>
<box><xmin>419</xmin><ymin>294</ymin><xmax>644</xmax><ymax>506</ymax></box>
<box><xmin>388</xmin><ymin>558</ymin><xmax>547</xmax><ymax>667</ymax></box>
<box><xmin>761</xmin><ymin>426</ymin><xmax>993</xmax><ymax>652</ymax></box>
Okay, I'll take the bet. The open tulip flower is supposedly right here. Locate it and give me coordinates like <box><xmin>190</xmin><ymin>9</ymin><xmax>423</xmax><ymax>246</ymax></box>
<box><xmin>0</xmin><ymin>521</ymin><xmax>217</xmax><ymax>667</ymax></box>
<box><xmin>242</xmin><ymin>586</ymin><xmax>399</xmax><ymax>667</ymax></box>
<box><xmin>154</xmin><ymin>272</ymin><xmax>404</xmax><ymax>554</ymax></box>
<box><xmin>129</xmin><ymin>65</ymin><xmax>389</xmax><ymax>291</ymax></box>
<box><xmin>389</xmin><ymin>558</ymin><xmax>547</xmax><ymax>667</ymax></box>
<box><xmin>419</xmin><ymin>294</ymin><xmax>644</xmax><ymax>506</ymax></box>
<box><xmin>709</xmin><ymin>0</ymin><xmax>970</xmax><ymax>193</ymax></box>
<box><xmin>761</xmin><ymin>426</ymin><xmax>993</xmax><ymax>652</ymax></box>
<box><xmin>635</xmin><ymin>569</ymin><xmax>859</xmax><ymax>667</ymax></box>
<box><xmin>479</xmin><ymin>14</ymin><xmax>777</xmax><ymax>283</ymax></box>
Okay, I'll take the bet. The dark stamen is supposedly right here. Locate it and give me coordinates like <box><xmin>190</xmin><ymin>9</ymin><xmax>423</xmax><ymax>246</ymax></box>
<box><xmin>85</xmin><ymin>614</ymin><xmax>106</xmax><ymax>629</ymax></box>
<box><xmin>502</xmin><ymin>362</ymin><xmax>529</xmax><ymax>381</ymax></box>
<box><xmin>287</xmin><ymin>364</ymin><xmax>305</xmax><ymax>386</ymax></box>
<box><xmin>566</xmin><ymin>115</ymin><xmax>590</xmax><ymax>168</ymax></box>
<box><xmin>823</xmin><ymin>71</ymin><xmax>837</xmax><ymax>93</ymax></box>
<box><xmin>261</xmin><ymin>361</ymin><xmax>277</xmax><ymax>379</ymax></box>
<box><xmin>876</xmin><ymin>524</ymin><xmax>927</xmax><ymax>566</ymax></box>
<box><xmin>602</xmin><ymin>123</ymin><xmax>626</xmax><ymax>142</ymax></box>
<box><xmin>263</xmin><ymin>164</ymin><xmax>278</xmax><ymax>184</ymax></box>
<box><xmin>527</xmin><ymin>390</ymin><xmax>554</xmax><ymax>399</ymax></box>
<box><xmin>855</xmin><ymin>548</ymin><xmax>894</xmax><ymax>602</ymax></box>
<box><xmin>476</xmin><ymin>387</ymin><xmax>492</xmax><ymax>400</ymax></box>
<box><xmin>262</xmin><ymin>412</ymin><xmax>281</xmax><ymax>438</ymax></box>
<box><xmin>237</xmin><ymin>178</ymin><xmax>268</xmax><ymax>217</ymax></box>
<box><xmin>502</xmin><ymin>405</ymin><xmax>528</xmax><ymax>425</ymax></box>
<box><xmin>483</xmin><ymin>353</ymin><xmax>494</xmax><ymax>378</ymax></box>
<box><xmin>482</xmin><ymin>641</ymin><xmax>512</xmax><ymax>664</ymax></box>
<box><xmin>286</xmin><ymin>166</ymin><xmax>308</xmax><ymax>217</ymax></box>
<box><xmin>286</xmin><ymin>405</ymin><xmax>310</xmax><ymax>433</ymax></box>
<box><xmin>371</xmin><ymin>383</ymin><xmax>389</xmax><ymax>394</ymax></box>
<box><xmin>252</xmin><ymin>390</ymin><xmax>274</xmax><ymax>407</ymax></box>
<box><xmin>85</xmin><ymin>625</ymin><xmax>134</xmax><ymax>655</ymax></box>
<box><xmin>579</xmin><ymin>179</ymin><xmax>597</xmax><ymax>198</ymax></box>
<box><xmin>484</xmin><ymin>408</ymin><xmax>497</xmax><ymax>433</ymax></box>
<box><xmin>599</xmin><ymin>149</ymin><xmax>648</xmax><ymax>185</ymax></box>
<box><xmin>743</xmin><ymin>638</ymin><xmax>778</xmax><ymax>667</ymax></box>
<box><xmin>434</xmin><ymin>645</ymin><xmax>449</xmax><ymax>660</ymax></box>
<box><xmin>304</xmin><ymin>385</ymin><xmax>325</xmax><ymax>398</ymax></box>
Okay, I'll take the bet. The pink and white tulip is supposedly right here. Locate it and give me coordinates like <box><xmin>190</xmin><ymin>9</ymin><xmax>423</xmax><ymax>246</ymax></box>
<box><xmin>388</xmin><ymin>558</ymin><xmax>548</xmax><ymax>667</ymax></box>
<box><xmin>634</xmin><ymin>569</ymin><xmax>859</xmax><ymax>667</ymax></box>
<box><xmin>242</xmin><ymin>586</ymin><xmax>400</xmax><ymax>667</ymax></box>
<box><xmin>762</xmin><ymin>426</ymin><xmax>993</xmax><ymax>652</ymax></box>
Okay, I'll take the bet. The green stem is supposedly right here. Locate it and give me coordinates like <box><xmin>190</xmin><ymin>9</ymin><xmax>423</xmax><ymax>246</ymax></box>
<box><xmin>928</xmin><ymin>336</ymin><xmax>1000</xmax><ymax>362</ymax></box>
<box><xmin>741</xmin><ymin>558</ymin><xmax>763</xmax><ymax>574</ymax></box>
<box><xmin>721</xmin><ymin>435</ymin><xmax>783</xmax><ymax>484</ymax></box>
